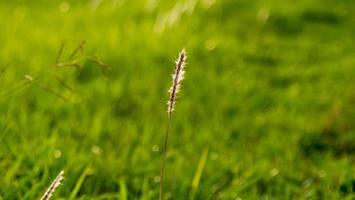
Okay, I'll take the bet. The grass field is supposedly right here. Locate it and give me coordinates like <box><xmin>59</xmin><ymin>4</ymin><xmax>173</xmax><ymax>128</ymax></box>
<box><xmin>1</xmin><ymin>0</ymin><xmax>355</xmax><ymax>199</ymax></box>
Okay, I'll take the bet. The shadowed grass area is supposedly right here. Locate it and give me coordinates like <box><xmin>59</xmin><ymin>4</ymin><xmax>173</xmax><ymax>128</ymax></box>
<box><xmin>0</xmin><ymin>0</ymin><xmax>354</xmax><ymax>199</ymax></box>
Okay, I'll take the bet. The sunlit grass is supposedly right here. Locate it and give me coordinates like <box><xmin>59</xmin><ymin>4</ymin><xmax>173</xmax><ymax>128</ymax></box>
<box><xmin>0</xmin><ymin>0</ymin><xmax>354</xmax><ymax>199</ymax></box>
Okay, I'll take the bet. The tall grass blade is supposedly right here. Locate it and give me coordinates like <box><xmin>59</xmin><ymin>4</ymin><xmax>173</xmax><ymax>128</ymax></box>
<box><xmin>190</xmin><ymin>147</ymin><xmax>209</xmax><ymax>199</ymax></box>
<box><xmin>69</xmin><ymin>167</ymin><xmax>90</xmax><ymax>200</ymax></box>
<box><xmin>119</xmin><ymin>178</ymin><xmax>128</xmax><ymax>200</ymax></box>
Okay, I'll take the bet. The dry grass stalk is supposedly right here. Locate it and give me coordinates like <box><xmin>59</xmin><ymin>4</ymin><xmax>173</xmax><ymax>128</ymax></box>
<box><xmin>160</xmin><ymin>49</ymin><xmax>187</xmax><ymax>200</ymax></box>
<box><xmin>40</xmin><ymin>171</ymin><xmax>64</xmax><ymax>200</ymax></box>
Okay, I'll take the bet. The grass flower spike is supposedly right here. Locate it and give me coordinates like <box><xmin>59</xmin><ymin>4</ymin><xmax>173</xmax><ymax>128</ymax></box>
<box><xmin>40</xmin><ymin>171</ymin><xmax>64</xmax><ymax>200</ymax></box>
<box><xmin>160</xmin><ymin>49</ymin><xmax>187</xmax><ymax>200</ymax></box>
<box><xmin>168</xmin><ymin>49</ymin><xmax>186</xmax><ymax>116</ymax></box>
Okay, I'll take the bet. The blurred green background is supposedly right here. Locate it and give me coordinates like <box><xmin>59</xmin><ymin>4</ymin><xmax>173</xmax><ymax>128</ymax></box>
<box><xmin>0</xmin><ymin>0</ymin><xmax>354</xmax><ymax>199</ymax></box>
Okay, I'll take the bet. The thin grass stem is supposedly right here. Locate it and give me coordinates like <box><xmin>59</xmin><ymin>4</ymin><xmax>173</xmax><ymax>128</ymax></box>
<box><xmin>159</xmin><ymin>115</ymin><xmax>171</xmax><ymax>200</ymax></box>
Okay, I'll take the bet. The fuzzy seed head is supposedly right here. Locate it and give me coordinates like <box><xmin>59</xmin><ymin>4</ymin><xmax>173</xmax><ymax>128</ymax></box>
<box><xmin>168</xmin><ymin>49</ymin><xmax>186</xmax><ymax>115</ymax></box>
<box><xmin>40</xmin><ymin>171</ymin><xmax>64</xmax><ymax>200</ymax></box>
